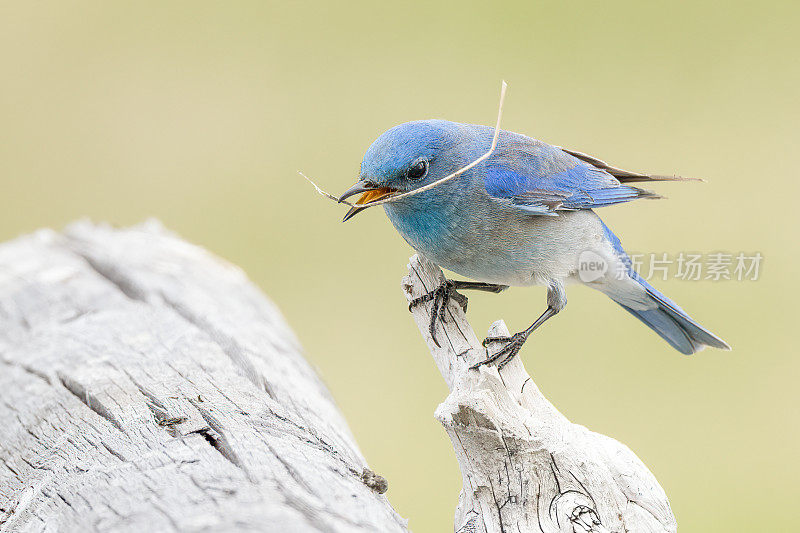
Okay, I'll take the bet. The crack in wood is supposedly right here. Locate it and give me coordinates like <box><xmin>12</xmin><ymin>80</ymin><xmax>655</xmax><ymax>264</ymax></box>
<box><xmin>187</xmin><ymin>398</ymin><xmax>252</xmax><ymax>481</ymax></box>
<box><xmin>57</xmin><ymin>372</ymin><xmax>125</xmax><ymax>433</ymax></box>
<box><xmin>99</xmin><ymin>440</ymin><xmax>127</xmax><ymax>462</ymax></box>
<box><xmin>0</xmin><ymin>359</ymin><xmax>51</xmax><ymax>384</ymax></box>
<box><xmin>74</xmin><ymin>253</ymin><xmax>145</xmax><ymax>301</ymax></box>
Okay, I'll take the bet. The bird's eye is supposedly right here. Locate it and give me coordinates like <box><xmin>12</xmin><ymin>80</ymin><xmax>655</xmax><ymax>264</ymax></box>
<box><xmin>407</xmin><ymin>159</ymin><xmax>428</xmax><ymax>181</ymax></box>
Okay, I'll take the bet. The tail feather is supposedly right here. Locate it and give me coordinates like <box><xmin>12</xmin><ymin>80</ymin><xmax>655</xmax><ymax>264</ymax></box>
<box><xmin>620</xmin><ymin>273</ymin><xmax>730</xmax><ymax>355</ymax></box>
<box><xmin>599</xmin><ymin>220</ymin><xmax>730</xmax><ymax>354</ymax></box>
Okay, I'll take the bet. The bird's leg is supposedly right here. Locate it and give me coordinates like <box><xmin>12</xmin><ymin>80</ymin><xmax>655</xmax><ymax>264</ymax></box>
<box><xmin>473</xmin><ymin>282</ymin><xmax>566</xmax><ymax>369</ymax></box>
<box><xmin>409</xmin><ymin>279</ymin><xmax>508</xmax><ymax>347</ymax></box>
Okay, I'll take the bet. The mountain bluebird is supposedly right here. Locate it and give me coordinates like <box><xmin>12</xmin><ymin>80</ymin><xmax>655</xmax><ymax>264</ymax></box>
<box><xmin>339</xmin><ymin>120</ymin><xmax>730</xmax><ymax>368</ymax></box>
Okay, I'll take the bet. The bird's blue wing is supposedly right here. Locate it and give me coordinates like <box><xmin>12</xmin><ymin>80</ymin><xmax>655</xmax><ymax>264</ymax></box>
<box><xmin>483</xmin><ymin>136</ymin><xmax>659</xmax><ymax>215</ymax></box>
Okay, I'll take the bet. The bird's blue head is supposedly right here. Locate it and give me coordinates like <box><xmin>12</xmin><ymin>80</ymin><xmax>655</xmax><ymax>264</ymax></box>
<box><xmin>338</xmin><ymin>120</ymin><xmax>471</xmax><ymax>221</ymax></box>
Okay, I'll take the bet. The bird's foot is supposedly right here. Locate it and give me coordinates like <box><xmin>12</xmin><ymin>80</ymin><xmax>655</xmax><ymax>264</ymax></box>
<box><xmin>408</xmin><ymin>279</ymin><xmax>468</xmax><ymax>347</ymax></box>
<box><xmin>472</xmin><ymin>331</ymin><xmax>531</xmax><ymax>370</ymax></box>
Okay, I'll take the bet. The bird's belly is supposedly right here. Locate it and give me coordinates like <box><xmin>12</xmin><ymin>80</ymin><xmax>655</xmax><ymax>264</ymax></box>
<box><xmin>433</xmin><ymin>237</ymin><xmax>562</xmax><ymax>286</ymax></box>
<box><xmin>388</xmin><ymin>206</ymin><xmax>604</xmax><ymax>287</ymax></box>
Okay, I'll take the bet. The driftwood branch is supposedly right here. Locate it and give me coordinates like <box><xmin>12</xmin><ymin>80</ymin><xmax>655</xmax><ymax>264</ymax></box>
<box><xmin>0</xmin><ymin>221</ymin><xmax>407</xmax><ymax>532</ymax></box>
<box><xmin>402</xmin><ymin>254</ymin><xmax>677</xmax><ymax>533</ymax></box>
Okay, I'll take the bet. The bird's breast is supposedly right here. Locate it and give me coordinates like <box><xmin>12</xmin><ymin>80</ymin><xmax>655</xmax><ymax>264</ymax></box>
<box><xmin>384</xmin><ymin>196</ymin><xmax>551</xmax><ymax>286</ymax></box>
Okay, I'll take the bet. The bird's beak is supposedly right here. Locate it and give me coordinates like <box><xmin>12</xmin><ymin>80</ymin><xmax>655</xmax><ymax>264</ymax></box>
<box><xmin>338</xmin><ymin>180</ymin><xmax>396</xmax><ymax>222</ymax></box>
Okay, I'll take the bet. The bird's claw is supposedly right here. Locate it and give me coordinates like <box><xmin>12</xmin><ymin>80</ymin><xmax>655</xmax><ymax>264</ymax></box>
<box><xmin>408</xmin><ymin>280</ymin><xmax>468</xmax><ymax>347</ymax></box>
<box><xmin>482</xmin><ymin>335</ymin><xmax>508</xmax><ymax>347</ymax></box>
<box><xmin>473</xmin><ymin>332</ymin><xmax>529</xmax><ymax>370</ymax></box>
<box><xmin>407</xmin><ymin>291</ymin><xmax>435</xmax><ymax>312</ymax></box>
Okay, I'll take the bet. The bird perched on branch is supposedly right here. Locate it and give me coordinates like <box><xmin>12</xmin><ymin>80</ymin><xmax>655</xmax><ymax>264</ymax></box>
<box><xmin>339</xmin><ymin>120</ymin><xmax>729</xmax><ymax>367</ymax></box>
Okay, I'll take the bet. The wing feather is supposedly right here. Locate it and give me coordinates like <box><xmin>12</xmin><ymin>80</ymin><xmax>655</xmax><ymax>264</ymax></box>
<box><xmin>483</xmin><ymin>135</ymin><xmax>662</xmax><ymax>215</ymax></box>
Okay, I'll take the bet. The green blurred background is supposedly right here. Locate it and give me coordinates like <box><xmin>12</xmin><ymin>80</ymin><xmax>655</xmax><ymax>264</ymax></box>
<box><xmin>1</xmin><ymin>1</ymin><xmax>797</xmax><ymax>531</ymax></box>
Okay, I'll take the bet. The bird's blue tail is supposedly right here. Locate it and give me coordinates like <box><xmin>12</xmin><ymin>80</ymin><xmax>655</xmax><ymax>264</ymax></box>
<box><xmin>619</xmin><ymin>274</ymin><xmax>730</xmax><ymax>354</ymax></box>
<box><xmin>600</xmin><ymin>221</ymin><xmax>730</xmax><ymax>354</ymax></box>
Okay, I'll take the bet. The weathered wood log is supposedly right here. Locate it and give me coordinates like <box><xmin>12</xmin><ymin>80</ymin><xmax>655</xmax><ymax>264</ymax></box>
<box><xmin>0</xmin><ymin>221</ymin><xmax>407</xmax><ymax>533</ymax></box>
<box><xmin>402</xmin><ymin>254</ymin><xmax>677</xmax><ymax>533</ymax></box>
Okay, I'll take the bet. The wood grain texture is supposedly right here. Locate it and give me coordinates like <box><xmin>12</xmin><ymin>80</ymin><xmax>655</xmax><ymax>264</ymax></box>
<box><xmin>402</xmin><ymin>254</ymin><xmax>677</xmax><ymax>533</ymax></box>
<box><xmin>0</xmin><ymin>220</ymin><xmax>407</xmax><ymax>533</ymax></box>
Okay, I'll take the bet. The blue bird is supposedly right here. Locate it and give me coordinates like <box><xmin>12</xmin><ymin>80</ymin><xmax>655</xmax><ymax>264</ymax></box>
<box><xmin>338</xmin><ymin>120</ymin><xmax>730</xmax><ymax>367</ymax></box>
